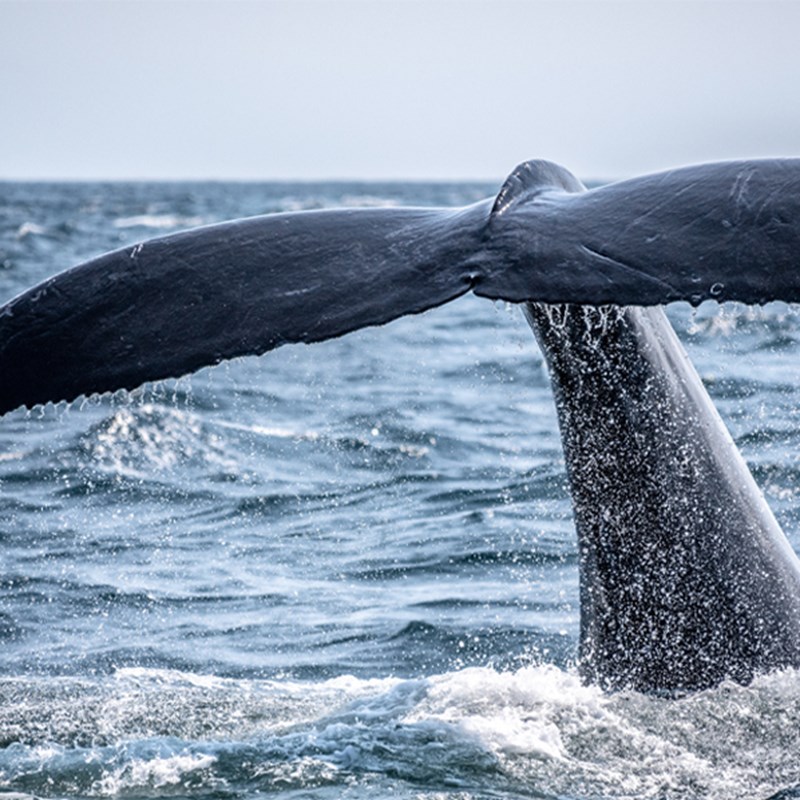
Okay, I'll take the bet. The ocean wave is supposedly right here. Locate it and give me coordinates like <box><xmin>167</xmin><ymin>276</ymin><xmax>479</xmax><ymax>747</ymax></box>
<box><xmin>14</xmin><ymin>223</ymin><xmax>47</xmax><ymax>239</ymax></box>
<box><xmin>112</xmin><ymin>214</ymin><xmax>205</xmax><ymax>230</ymax></box>
<box><xmin>2</xmin><ymin>666</ymin><xmax>800</xmax><ymax>799</ymax></box>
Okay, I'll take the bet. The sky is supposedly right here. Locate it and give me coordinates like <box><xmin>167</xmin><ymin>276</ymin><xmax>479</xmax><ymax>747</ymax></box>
<box><xmin>1</xmin><ymin>0</ymin><xmax>799</xmax><ymax>182</ymax></box>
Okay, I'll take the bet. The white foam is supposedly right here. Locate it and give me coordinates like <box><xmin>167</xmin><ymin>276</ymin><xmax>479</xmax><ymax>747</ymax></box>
<box><xmin>93</xmin><ymin>752</ymin><xmax>217</xmax><ymax>795</ymax></box>
<box><xmin>4</xmin><ymin>666</ymin><xmax>800</xmax><ymax>798</ymax></box>
<box><xmin>403</xmin><ymin>665</ymin><xmax>597</xmax><ymax>760</ymax></box>
<box><xmin>113</xmin><ymin>666</ymin><xmax>231</xmax><ymax>690</ymax></box>
<box><xmin>15</xmin><ymin>222</ymin><xmax>46</xmax><ymax>238</ymax></box>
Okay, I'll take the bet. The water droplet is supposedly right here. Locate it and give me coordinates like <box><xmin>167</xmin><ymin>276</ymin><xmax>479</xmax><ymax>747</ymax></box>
<box><xmin>710</xmin><ymin>282</ymin><xmax>724</xmax><ymax>297</ymax></box>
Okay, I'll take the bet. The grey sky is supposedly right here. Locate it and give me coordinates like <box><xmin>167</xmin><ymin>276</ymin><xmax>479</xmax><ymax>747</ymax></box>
<box><xmin>2</xmin><ymin>0</ymin><xmax>799</xmax><ymax>181</ymax></box>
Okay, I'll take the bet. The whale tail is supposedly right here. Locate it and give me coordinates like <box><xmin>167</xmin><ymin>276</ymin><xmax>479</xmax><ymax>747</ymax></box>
<box><xmin>2</xmin><ymin>159</ymin><xmax>800</xmax><ymax>414</ymax></box>
<box><xmin>4</xmin><ymin>159</ymin><xmax>800</xmax><ymax>692</ymax></box>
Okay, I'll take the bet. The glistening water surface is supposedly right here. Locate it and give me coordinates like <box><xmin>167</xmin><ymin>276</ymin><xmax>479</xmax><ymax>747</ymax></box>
<box><xmin>1</xmin><ymin>181</ymin><xmax>800</xmax><ymax>799</ymax></box>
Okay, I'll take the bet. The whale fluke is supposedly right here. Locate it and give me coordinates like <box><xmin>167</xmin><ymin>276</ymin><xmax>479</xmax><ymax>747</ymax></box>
<box><xmin>1</xmin><ymin>159</ymin><xmax>800</xmax><ymax>415</ymax></box>
<box><xmin>0</xmin><ymin>205</ymin><xmax>487</xmax><ymax>414</ymax></box>
<box><xmin>479</xmin><ymin>159</ymin><xmax>800</xmax><ymax>307</ymax></box>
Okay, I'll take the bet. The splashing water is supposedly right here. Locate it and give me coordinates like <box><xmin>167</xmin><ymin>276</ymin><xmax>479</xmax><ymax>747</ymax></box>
<box><xmin>2</xmin><ymin>181</ymin><xmax>800</xmax><ymax>799</ymax></box>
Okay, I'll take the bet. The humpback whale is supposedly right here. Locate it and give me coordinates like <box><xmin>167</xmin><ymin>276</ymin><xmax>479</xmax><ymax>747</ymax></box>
<box><xmin>2</xmin><ymin>158</ymin><xmax>800</xmax><ymax>692</ymax></box>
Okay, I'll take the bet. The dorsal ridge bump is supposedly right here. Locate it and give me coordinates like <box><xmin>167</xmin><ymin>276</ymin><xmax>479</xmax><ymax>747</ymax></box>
<box><xmin>490</xmin><ymin>159</ymin><xmax>585</xmax><ymax>220</ymax></box>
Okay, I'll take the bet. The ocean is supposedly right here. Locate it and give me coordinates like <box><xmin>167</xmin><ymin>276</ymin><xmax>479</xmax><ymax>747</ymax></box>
<box><xmin>1</xmin><ymin>180</ymin><xmax>800</xmax><ymax>799</ymax></box>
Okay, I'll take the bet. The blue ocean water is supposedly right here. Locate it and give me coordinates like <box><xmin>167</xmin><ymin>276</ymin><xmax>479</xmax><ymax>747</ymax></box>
<box><xmin>1</xmin><ymin>180</ymin><xmax>800</xmax><ymax>799</ymax></box>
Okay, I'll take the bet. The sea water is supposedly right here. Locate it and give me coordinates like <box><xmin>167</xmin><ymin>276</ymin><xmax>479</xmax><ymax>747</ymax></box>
<box><xmin>1</xmin><ymin>181</ymin><xmax>800</xmax><ymax>799</ymax></box>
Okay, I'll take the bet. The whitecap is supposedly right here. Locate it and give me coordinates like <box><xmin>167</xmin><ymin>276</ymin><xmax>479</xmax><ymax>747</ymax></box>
<box><xmin>113</xmin><ymin>214</ymin><xmax>204</xmax><ymax>230</ymax></box>
<box><xmin>15</xmin><ymin>222</ymin><xmax>46</xmax><ymax>239</ymax></box>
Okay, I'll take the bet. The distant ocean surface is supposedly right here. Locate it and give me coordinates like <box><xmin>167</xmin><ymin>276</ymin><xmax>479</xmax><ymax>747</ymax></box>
<box><xmin>2</xmin><ymin>180</ymin><xmax>800</xmax><ymax>800</ymax></box>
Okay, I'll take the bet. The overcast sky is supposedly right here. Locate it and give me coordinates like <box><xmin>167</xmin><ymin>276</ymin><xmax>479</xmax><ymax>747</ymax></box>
<box><xmin>2</xmin><ymin>0</ymin><xmax>799</xmax><ymax>181</ymax></box>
